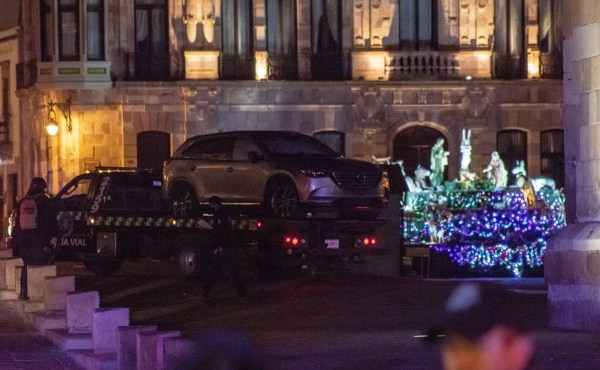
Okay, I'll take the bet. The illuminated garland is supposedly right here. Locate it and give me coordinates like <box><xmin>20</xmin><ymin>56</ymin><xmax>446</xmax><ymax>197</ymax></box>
<box><xmin>403</xmin><ymin>188</ymin><xmax>566</xmax><ymax>277</ymax></box>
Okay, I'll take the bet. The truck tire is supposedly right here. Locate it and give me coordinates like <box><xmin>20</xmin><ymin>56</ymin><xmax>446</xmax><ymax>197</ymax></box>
<box><xmin>84</xmin><ymin>258</ymin><xmax>122</xmax><ymax>276</ymax></box>
<box><xmin>175</xmin><ymin>235</ymin><xmax>213</xmax><ymax>277</ymax></box>
<box><xmin>176</xmin><ymin>244</ymin><xmax>201</xmax><ymax>277</ymax></box>
<box><xmin>170</xmin><ymin>183</ymin><xmax>200</xmax><ymax>217</ymax></box>
<box><xmin>266</xmin><ymin>179</ymin><xmax>299</xmax><ymax>218</ymax></box>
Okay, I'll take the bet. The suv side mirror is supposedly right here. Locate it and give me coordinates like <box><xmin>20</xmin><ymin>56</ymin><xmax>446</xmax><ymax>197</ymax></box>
<box><xmin>247</xmin><ymin>151</ymin><xmax>264</xmax><ymax>163</ymax></box>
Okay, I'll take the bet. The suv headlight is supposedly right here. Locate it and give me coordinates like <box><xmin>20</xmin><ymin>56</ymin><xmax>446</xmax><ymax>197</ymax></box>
<box><xmin>300</xmin><ymin>169</ymin><xmax>329</xmax><ymax>178</ymax></box>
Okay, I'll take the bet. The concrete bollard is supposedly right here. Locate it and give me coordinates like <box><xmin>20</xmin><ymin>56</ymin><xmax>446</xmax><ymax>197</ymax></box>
<box><xmin>136</xmin><ymin>331</ymin><xmax>181</xmax><ymax>370</ymax></box>
<box><xmin>92</xmin><ymin>308</ymin><xmax>130</xmax><ymax>350</ymax></box>
<box><xmin>118</xmin><ymin>326</ymin><xmax>157</xmax><ymax>370</ymax></box>
<box><xmin>67</xmin><ymin>291</ymin><xmax>100</xmax><ymax>333</ymax></box>
<box><xmin>163</xmin><ymin>338</ymin><xmax>199</xmax><ymax>370</ymax></box>
<box><xmin>0</xmin><ymin>258</ymin><xmax>23</xmax><ymax>290</ymax></box>
<box><xmin>44</xmin><ymin>275</ymin><xmax>75</xmax><ymax>311</ymax></box>
<box><xmin>27</xmin><ymin>265</ymin><xmax>57</xmax><ymax>299</ymax></box>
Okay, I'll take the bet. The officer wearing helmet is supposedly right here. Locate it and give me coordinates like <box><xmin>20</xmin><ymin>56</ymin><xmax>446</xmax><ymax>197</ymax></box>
<box><xmin>13</xmin><ymin>177</ymin><xmax>60</xmax><ymax>300</ymax></box>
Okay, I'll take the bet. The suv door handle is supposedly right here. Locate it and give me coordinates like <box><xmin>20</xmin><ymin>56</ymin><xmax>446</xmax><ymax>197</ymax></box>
<box><xmin>225</xmin><ymin>167</ymin><xmax>234</xmax><ymax>173</ymax></box>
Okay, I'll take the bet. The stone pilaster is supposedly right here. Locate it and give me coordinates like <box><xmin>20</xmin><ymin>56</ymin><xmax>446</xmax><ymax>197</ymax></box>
<box><xmin>545</xmin><ymin>0</ymin><xmax>600</xmax><ymax>331</ymax></box>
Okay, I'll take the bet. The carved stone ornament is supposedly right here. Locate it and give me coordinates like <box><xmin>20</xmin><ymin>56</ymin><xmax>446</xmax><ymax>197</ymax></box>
<box><xmin>462</xmin><ymin>87</ymin><xmax>490</xmax><ymax>119</ymax></box>
<box><xmin>357</xmin><ymin>87</ymin><xmax>385</xmax><ymax>125</ymax></box>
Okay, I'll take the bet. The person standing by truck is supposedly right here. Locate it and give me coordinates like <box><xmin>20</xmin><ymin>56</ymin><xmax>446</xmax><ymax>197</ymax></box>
<box><xmin>202</xmin><ymin>196</ymin><xmax>247</xmax><ymax>300</ymax></box>
<box><xmin>13</xmin><ymin>177</ymin><xmax>60</xmax><ymax>300</ymax></box>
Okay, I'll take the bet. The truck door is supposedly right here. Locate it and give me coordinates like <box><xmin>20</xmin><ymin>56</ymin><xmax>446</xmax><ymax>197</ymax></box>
<box><xmin>54</xmin><ymin>174</ymin><xmax>95</xmax><ymax>258</ymax></box>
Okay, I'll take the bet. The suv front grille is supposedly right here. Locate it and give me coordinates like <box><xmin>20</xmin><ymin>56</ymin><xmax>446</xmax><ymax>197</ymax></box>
<box><xmin>332</xmin><ymin>171</ymin><xmax>382</xmax><ymax>192</ymax></box>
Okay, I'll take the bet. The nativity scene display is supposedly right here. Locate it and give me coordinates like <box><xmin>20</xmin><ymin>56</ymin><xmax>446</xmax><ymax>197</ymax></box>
<box><xmin>382</xmin><ymin>129</ymin><xmax>566</xmax><ymax>277</ymax></box>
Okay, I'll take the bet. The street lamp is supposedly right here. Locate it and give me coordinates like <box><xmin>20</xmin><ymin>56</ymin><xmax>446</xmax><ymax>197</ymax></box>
<box><xmin>46</xmin><ymin>98</ymin><xmax>72</xmax><ymax>136</ymax></box>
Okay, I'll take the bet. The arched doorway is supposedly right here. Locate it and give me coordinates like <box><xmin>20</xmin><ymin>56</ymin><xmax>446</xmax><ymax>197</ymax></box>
<box><xmin>137</xmin><ymin>131</ymin><xmax>171</xmax><ymax>171</ymax></box>
<box><xmin>393</xmin><ymin>126</ymin><xmax>447</xmax><ymax>181</ymax></box>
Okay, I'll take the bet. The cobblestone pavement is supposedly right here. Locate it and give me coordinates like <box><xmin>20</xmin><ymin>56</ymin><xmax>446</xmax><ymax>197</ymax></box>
<box><xmin>0</xmin><ymin>304</ymin><xmax>83</xmax><ymax>370</ymax></box>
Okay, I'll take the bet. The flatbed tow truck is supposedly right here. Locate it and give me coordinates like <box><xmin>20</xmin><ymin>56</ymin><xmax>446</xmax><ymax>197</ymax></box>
<box><xmin>9</xmin><ymin>168</ymin><xmax>390</xmax><ymax>276</ymax></box>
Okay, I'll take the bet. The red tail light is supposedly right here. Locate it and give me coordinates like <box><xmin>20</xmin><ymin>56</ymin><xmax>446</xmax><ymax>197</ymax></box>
<box><xmin>356</xmin><ymin>236</ymin><xmax>377</xmax><ymax>248</ymax></box>
<box><xmin>284</xmin><ymin>235</ymin><xmax>306</xmax><ymax>247</ymax></box>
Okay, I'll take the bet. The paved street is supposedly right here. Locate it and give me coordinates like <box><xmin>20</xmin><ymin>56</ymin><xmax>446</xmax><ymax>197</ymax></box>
<box><xmin>57</xmin><ymin>259</ymin><xmax>600</xmax><ymax>370</ymax></box>
<box><xmin>0</xmin><ymin>304</ymin><xmax>83</xmax><ymax>370</ymax></box>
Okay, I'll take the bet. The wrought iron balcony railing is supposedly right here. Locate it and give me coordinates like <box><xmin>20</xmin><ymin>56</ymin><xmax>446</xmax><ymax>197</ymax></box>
<box><xmin>126</xmin><ymin>52</ymin><xmax>171</xmax><ymax>81</ymax></box>
<box><xmin>267</xmin><ymin>54</ymin><xmax>298</xmax><ymax>81</ymax></box>
<box><xmin>221</xmin><ymin>55</ymin><xmax>255</xmax><ymax>80</ymax></box>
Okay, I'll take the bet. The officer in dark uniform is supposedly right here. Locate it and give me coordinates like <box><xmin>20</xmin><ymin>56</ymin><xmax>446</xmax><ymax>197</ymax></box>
<box><xmin>13</xmin><ymin>177</ymin><xmax>60</xmax><ymax>300</ymax></box>
<box><xmin>202</xmin><ymin>196</ymin><xmax>247</xmax><ymax>299</ymax></box>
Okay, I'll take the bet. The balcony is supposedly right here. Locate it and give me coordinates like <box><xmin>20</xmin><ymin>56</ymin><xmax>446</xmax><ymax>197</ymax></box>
<box><xmin>221</xmin><ymin>55</ymin><xmax>255</xmax><ymax>80</ymax></box>
<box><xmin>311</xmin><ymin>53</ymin><xmax>344</xmax><ymax>81</ymax></box>
<box><xmin>386</xmin><ymin>51</ymin><xmax>460</xmax><ymax>80</ymax></box>
<box><xmin>267</xmin><ymin>54</ymin><xmax>298</xmax><ymax>81</ymax></box>
<box><xmin>36</xmin><ymin>60</ymin><xmax>112</xmax><ymax>90</ymax></box>
<box><xmin>126</xmin><ymin>53</ymin><xmax>171</xmax><ymax>81</ymax></box>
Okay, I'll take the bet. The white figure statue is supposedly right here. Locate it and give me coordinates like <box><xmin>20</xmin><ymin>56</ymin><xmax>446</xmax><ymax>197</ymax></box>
<box><xmin>459</xmin><ymin>129</ymin><xmax>476</xmax><ymax>181</ymax></box>
<box><xmin>429</xmin><ymin>138</ymin><xmax>449</xmax><ymax>188</ymax></box>
<box><xmin>483</xmin><ymin>151</ymin><xmax>508</xmax><ymax>189</ymax></box>
<box><xmin>511</xmin><ymin>160</ymin><xmax>557</xmax><ymax>193</ymax></box>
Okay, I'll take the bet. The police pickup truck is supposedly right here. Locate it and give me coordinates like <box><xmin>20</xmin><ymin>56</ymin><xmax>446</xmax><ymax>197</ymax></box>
<box><xmin>9</xmin><ymin>167</ymin><xmax>388</xmax><ymax>276</ymax></box>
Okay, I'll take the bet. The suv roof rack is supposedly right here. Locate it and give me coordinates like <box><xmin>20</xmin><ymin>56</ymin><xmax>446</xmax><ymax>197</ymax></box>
<box><xmin>86</xmin><ymin>166</ymin><xmax>156</xmax><ymax>174</ymax></box>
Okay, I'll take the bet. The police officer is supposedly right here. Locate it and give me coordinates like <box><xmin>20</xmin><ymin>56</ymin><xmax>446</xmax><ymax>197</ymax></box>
<box><xmin>202</xmin><ymin>196</ymin><xmax>247</xmax><ymax>300</ymax></box>
<box><xmin>13</xmin><ymin>177</ymin><xmax>60</xmax><ymax>300</ymax></box>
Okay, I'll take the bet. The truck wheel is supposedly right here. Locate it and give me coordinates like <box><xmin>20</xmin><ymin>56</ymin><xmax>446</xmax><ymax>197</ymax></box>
<box><xmin>266</xmin><ymin>180</ymin><xmax>299</xmax><ymax>218</ymax></box>
<box><xmin>170</xmin><ymin>184</ymin><xmax>199</xmax><ymax>217</ymax></box>
<box><xmin>176</xmin><ymin>245</ymin><xmax>200</xmax><ymax>276</ymax></box>
<box><xmin>84</xmin><ymin>258</ymin><xmax>122</xmax><ymax>276</ymax></box>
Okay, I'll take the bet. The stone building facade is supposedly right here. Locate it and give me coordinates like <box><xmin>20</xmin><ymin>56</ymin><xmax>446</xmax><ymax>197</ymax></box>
<box><xmin>10</xmin><ymin>0</ymin><xmax>563</xmax><ymax>199</ymax></box>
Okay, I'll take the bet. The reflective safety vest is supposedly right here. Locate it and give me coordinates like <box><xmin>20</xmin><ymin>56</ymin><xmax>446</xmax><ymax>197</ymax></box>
<box><xmin>19</xmin><ymin>196</ymin><xmax>39</xmax><ymax>230</ymax></box>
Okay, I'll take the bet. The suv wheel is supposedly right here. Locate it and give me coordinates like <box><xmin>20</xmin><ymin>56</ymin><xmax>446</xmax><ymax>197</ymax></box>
<box><xmin>170</xmin><ymin>184</ymin><xmax>199</xmax><ymax>217</ymax></box>
<box><xmin>266</xmin><ymin>180</ymin><xmax>299</xmax><ymax>218</ymax></box>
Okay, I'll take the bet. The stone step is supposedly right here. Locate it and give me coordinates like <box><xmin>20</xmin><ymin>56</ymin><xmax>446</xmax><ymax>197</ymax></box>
<box><xmin>0</xmin><ymin>249</ymin><xmax>13</xmax><ymax>258</ymax></box>
<box><xmin>0</xmin><ymin>258</ymin><xmax>23</xmax><ymax>290</ymax></box>
<box><xmin>118</xmin><ymin>326</ymin><xmax>157</xmax><ymax>370</ymax></box>
<box><xmin>26</xmin><ymin>310</ymin><xmax>67</xmax><ymax>332</ymax></box>
<box><xmin>69</xmin><ymin>349</ymin><xmax>118</xmax><ymax>370</ymax></box>
<box><xmin>92</xmin><ymin>308</ymin><xmax>130</xmax><ymax>350</ymax></box>
<box><xmin>67</xmin><ymin>291</ymin><xmax>100</xmax><ymax>333</ymax></box>
<box><xmin>27</xmin><ymin>265</ymin><xmax>57</xmax><ymax>299</ymax></box>
<box><xmin>137</xmin><ymin>330</ymin><xmax>181</xmax><ymax>370</ymax></box>
<box><xmin>45</xmin><ymin>275</ymin><xmax>75</xmax><ymax>310</ymax></box>
<box><xmin>46</xmin><ymin>328</ymin><xmax>93</xmax><ymax>351</ymax></box>
<box><xmin>3</xmin><ymin>298</ymin><xmax>44</xmax><ymax>317</ymax></box>
<box><xmin>0</xmin><ymin>289</ymin><xmax>17</xmax><ymax>301</ymax></box>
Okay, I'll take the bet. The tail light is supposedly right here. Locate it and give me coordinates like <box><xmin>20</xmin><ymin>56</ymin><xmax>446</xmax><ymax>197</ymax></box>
<box><xmin>284</xmin><ymin>235</ymin><xmax>307</xmax><ymax>248</ymax></box>
<box><xmin>355</xmin><ymin>236</ymin><xmax>377</xmax><ymax>248</ymax></box>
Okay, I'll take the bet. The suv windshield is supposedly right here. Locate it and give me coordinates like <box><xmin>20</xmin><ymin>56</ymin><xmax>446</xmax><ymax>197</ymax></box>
<box><xmin>256</xmin><ymin>135</ymin><xmax>338</xmax><ymax>158</ymax></box>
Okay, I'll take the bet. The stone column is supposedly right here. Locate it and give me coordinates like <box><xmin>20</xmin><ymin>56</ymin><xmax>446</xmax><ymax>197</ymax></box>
<box><xmin>545</xmin><ymin>0</ymin><xmax>600</xmax><ymax>331</ymax></box>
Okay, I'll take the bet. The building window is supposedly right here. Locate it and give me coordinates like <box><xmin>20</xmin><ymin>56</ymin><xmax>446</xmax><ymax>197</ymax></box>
<box><xmin>398</xmin><ymin>0</ymin><xmax>437</xmax><ymax>51</ymax></box>
<box><xmin>222</xmin><ymin>0</ymin><xmax>255</xmax><ymax>80</ymax></box>
<box><xmin>539</xmin><ymin>0</ymin><xmax>563</xmax><ymax>78</ymax></box>
<box><xmin>134</xmin><ymin>0</ymin><xmax>169</xmax><ymax>80</ymax></box>
<box><xmin>313</xmin><ymin>131</ymin><xmax>345</xmax><ymax>156</ymax></box>
<box><xmin>494</xmin><ymin>0</ymin><xmax>525</xmax><ymax>78</ymax></box>
<box><xmin>87</xmin><ymin>0</ymin><xmax>105</xmax><ymax>61</ymax></box>
<box><xmin>266</xmin><ymin>0</ymin><xmax>297</xmax><ymax>80</ymax></box>
<box><xmin>311</xmin><ymin>0</ymin><xmax>343</xmax><ymax>80</ymax></box>
<box><xmin>497</xmin><ymin>130</ymin><xmax>527</xmax><ymax>183</ymax></box>
<box><xmin>541</xmin><ymin>129</ymin><xmax>564</xmax><ymax>189</ymax></box>
<box><xmin>58</xmin><ymin>0</ymin><xmax>80</xmax><ymax>61</ymax></box>
<box><xmin>40</xmin><ymin>0</ymin><xmax>54</xmax><ymax>62</ymax></box>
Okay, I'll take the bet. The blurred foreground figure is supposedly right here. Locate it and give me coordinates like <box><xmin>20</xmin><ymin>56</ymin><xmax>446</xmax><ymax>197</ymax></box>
<box><xmin>428</xmin><ymin>283</ymin><xmax>534</xmax><ymax>370</ymax></box>
<box><xmin>174</xmin><ymin>329</ymin><xmax>270</xmax><ymax>370</ymax></box>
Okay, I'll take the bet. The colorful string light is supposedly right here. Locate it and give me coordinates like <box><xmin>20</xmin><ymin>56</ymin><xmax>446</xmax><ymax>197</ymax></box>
<box><xmin>403</xmin><ymin>188</ymin><xmax>566</xmax><ymax>277</ymax></box>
